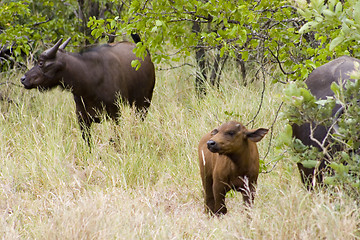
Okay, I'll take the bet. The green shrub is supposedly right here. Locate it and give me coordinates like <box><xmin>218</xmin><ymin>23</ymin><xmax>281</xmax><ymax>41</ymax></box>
<box><xmin>279</xmin><ymin>76</ymin><xmax>360</xmax><ymax>198</ymax></box>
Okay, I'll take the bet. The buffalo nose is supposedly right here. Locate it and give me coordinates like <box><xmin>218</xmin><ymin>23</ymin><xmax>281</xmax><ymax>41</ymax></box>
<box><xmin>20</xmin><ymin>76</ymin><xmax>26</xmax><ymax>83</ymax></box>
<box><xmin>207</xmin><ymin>140</ymin><xmax>216</xmax><ymax>148</ymax></box>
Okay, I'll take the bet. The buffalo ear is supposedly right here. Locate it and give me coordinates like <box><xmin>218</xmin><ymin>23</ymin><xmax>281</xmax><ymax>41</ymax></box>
<box><xmin>211</xmin><ymin>129</ymin><xmax>218</xmax><ymax>136</ymax></box>
<box><xmin>246</xmin><ymin>128</ymin><xmax>268</xmax><ymax>142</ymax></box>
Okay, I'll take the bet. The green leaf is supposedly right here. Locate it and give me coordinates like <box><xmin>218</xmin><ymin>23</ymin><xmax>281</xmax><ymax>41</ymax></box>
<box><xmin>301</xmin><ymin>160</ymin><xmax>318</xmax><ymax>168</ymax></box>
<box><xmin>299</xmin><ymin>21</ymin><xmax>319</xmax><ymax>34</ymax></box>
<box><xmin>220</xmin><ymin>46</ymin><xmax>225</xmax><ymax>58</ymax></box>
<box><xmin>155</xmin><ymin>20</ymin><xmax>163</xmax><ymax>26</ymax></box>
<box><xmin>300</xmin><ymin>88</ymin><xmax>315</xmax><ymax>102</ymax></box>
<box><xmin>315</xmin><ymin>99</ymin><xmax>328</xmax><ymax>106</ymax></box>
<box><xmin>242</xmin><ymin>51</ymin><xmax>248</xmax><ymax>61</ymax></box>
<box><xmin>322</xmin><ymin>9</ymin><xmax>335</xmax><ymax>18</ymax></box>
<box><xmin>276</xmin><ymin>124</ymin><xmax>293</xmax><ymax>148</ymax></box>
<box><xmin>110</xmin><ymin>19</ymin><xmax>116</xmax><ymax>29</ymax></box>
<box><xmin>342</xmin><ymin>22</ymin><xmax>350</xmax><ymax>34</ymax></box>
<box><xmin>354</xmin><ymin>1</ymin><xmax>360</xmax><ymax>24</ymax></box>
<box><xmin>324</xmin><ymin>176</ymin><xmax>336</xmax><ymax>185</ymax></box>
<box><xmin>329</xmin><ymin>35</ymin><xmax>345</xmax><ymax>51</ymax></box>
<box><xmin>329</xmin><ymin>162</ymin><xmax>350</xmax><ymax>175</ymax></box>
<box><xmin>131</xmin><ymin>59</ymin><xmax>141</xmax><ymax>70</ymax></box>
<box><xmin>335</xmin><ymin>2</ymin><xmax>342</xmax><ymax>14</ymax></box>
<box><xmin>330</xmin><ymin>82</ymin><xmax>340</xmax><ymax>96</ymax></box>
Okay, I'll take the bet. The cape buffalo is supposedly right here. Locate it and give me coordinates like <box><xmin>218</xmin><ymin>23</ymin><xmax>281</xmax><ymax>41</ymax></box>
<box><xmin>21</xmin><ymin>35</ymin><xmax>155</xmax><ymax>144</ymax></box>
<box><xmin>292</xmin><ymin>56</ymin><xmax>360</xmax><ymax>189</ymax></box>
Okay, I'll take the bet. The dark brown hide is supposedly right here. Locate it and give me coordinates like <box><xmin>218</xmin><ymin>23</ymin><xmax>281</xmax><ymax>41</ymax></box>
<box><xmin>21</xmin><ymin>38</ymin><xmax>155</xmax><ymax>143</ymax></box>
<box><xmin>292</xmin><ymin>56</ymin><xmax>360</xmax><ymax>189</ymax></box>
<box><xmin>198</xmin><ymin>121</ymin><xmax>268</xmax><ymax>216</ymax></box>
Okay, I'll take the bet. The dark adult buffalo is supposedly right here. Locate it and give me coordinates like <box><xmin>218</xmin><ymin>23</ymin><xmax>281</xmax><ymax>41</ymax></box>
<box><xmin>292</xmin><ymin>56</ymin><xmax>360</xmax><ymax>189</ymax></box>
<box><xmin>21</xmin><ymin>35</ymin><xmax>155</xmax><ymax>144</ymax></box>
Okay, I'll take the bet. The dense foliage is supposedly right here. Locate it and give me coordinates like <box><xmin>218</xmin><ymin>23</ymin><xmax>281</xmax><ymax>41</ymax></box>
<box><xmin>0</xmin><ymin>0</ymin><xmax>118</xmax><ymax>69</ymax></box>
<box><xmin>279</xmin><ymin>77</ymin><xmax>360</xmax><ymax>197</ymax></box>
<box><xmin>296</xmin><ymin>0</ymin><xmax>360</xmax><ymax>76</ymax></box>
<box><xmin>88</xmin><ymin>0</ymin><xmax>306</xmax><ymax>93</ymax></box>
<box><xmin>1</xmin><ymin>0</ymin><xmax>312</xmax><ymax>92</ymax></box>
<box><xmin>0</xmin><ymin>0</ymin><xmax>80</xmax><ymax>69</ymax></box>
<box><xmin>278</xmin><ymin>0</ymin><xmax>360</xmax><ymax>196</ymax></box>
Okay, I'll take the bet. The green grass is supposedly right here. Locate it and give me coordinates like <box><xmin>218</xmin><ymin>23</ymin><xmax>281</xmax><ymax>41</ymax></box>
<box><xmin>0</xmin><ymin>61</ymin><xmax>359</xmax><ymax>239</ymax></box>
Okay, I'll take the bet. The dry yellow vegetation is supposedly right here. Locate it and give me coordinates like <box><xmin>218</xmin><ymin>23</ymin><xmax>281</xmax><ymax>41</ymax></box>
<box><xmin>0</xmin><ymin>60</ymin><xmax>359</xmax><ymax>239</ymax></box>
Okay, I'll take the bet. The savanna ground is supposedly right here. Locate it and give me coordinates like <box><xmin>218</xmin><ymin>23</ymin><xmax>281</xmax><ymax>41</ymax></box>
<box><xmin>0</xmin><ymin>56</ymin><xmax>359</xmax><ymax>239</ymax></box>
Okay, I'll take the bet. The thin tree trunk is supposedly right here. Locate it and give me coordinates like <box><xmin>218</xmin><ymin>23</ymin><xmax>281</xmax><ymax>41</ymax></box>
<box><xmin>192</xmin><ymin>21</ymin><xmax>207</xmax><ymax>96</ymax></box>
<box><xmin>215</xmin><ymin>54</ymin><xmax>228</xmax><ymax>88</ymax></box>
<box><xmin>210</xmin><ymin>51</ymin><xmax>221</xmax><ymax>87</ymax></box>
<box><xmin>77</xmin><ymin>0</ymin><xmax>100</xmax><ymax>45</ymax></box>
<box><xmin>236</xmin><ymin>53</ymin><xmax>247</xmax><ymax>86</ymax></box>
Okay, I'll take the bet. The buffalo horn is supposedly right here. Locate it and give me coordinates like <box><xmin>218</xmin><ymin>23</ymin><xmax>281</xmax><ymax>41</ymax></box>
<box><xmin>43</xmin><ymin>38</ymin><xmax>63</xmax><ymax>59</ymax></box>
<box><xmin>59</xmin><ymin>37</ymin><xmax>71</xmax><ymax>50</ymax></box>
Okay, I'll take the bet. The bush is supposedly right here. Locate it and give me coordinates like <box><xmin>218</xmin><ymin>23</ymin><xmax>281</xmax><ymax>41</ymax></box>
<box><xmin>278</xmin><ymin>73</ymin><xmax>360</xmax><ymax>198</ymax></box>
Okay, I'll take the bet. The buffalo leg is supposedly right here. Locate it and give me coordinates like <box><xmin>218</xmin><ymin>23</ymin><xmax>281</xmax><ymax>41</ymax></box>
<box><xmin>79</xmin><ymin>119</ymin><xmax>92</xmax><ymax>146</ymax></box>
<box><xmin>297</xmin><ymin>162</ymin><xmax>316</xmax><ymax>190</ymax></box>
<box><xmin>202</xmin><ymin>176</ymin><xmax>215</xmax><ymax>214</ymax></box>
<box><xmin>135</xmin><ymin>99</ymin><xmax>151</xmax><ymax>121</ymax></box>
<box><xmin>213</xmin><ymin>181</ymin><xmax>227</xmax><ymax>215</ymax></box>
<box><xmin>74</xmin><ymin>96</ymin><xmax>93</xmax><ymax>146</ymax></box>
<box><xmin>297</xmin><ymin>160</ymin><xmax>327</xmax><ymax>190</ymax></box>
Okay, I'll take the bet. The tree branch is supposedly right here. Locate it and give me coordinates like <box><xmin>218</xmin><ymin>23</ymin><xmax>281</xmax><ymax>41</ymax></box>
<box><xmin>32</xmin><ymin>19</ymin><xmax>52</xmax><ymax>27</ymax></box>
<box><xmin>158</xmin><ymin>63</ymin><xmax>195</xmax><ymax>71</ymax></box>
<box><xmin>267</xmin><ymin>45</ymin><xmax>296</xmax><ymax>75</ymax></box>
<box><xmin>246</xmin><ymin>64</ymin><xmax>266</xmax><ymax>128</ymax></box>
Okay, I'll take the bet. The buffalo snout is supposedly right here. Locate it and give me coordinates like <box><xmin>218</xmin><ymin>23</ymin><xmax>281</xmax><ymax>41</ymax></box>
<box><xmin>20</xmin><ymin>76</ymin><xmax>31</xmax><ymax>89</ymax></box>
<box><xmin>207</xmin><ymin>140</ymin><xmax>219</xmax><ymax>153</ymax></box>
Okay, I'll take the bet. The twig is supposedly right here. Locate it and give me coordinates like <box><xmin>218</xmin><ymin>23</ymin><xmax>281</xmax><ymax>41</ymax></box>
<box><xmin>262</xmin><ymin>157</ymin><xmax>281</xmax><ymax>174</ymax></box>
<box><xmin>158</xmin><ymin>63</ymin><xmax>195</xmax><ymax>71</ymax></box>
<box><xmin>141</xmin><ymin>0</ymin><xmax>150</xmax><ymax>11</ymax></box>
<box><xmin>246</xmin><ymin>65</ymin><xmax>266</xmax><ymax>128</ymax></box>
<box><xmin>267</xmin><ymin>45</ymin><xmax>296</xmax><ymax>75</ymax></box>
<box><xmin>309</xmin><ymin>121</ymin><xmax>332</xmax><ymax>160</ymax></box>
<box><xmin>261</xmin><ymin>102</ymin><xmax>284</xmax><ymax>174</ymax></box>
<box><xmin>32</xmin><ymin>19</ymin><xmax>52</xmax><ymax>27</ymax></box>
<box><xmin>262</xmin><ymin>67</ymin><xmax>288</xmax><ymax>84</ymax></box>
<box><xmin>212</xmin><ymin>113</ymin><xmax>222</xmax><ymax>125</ymax></box>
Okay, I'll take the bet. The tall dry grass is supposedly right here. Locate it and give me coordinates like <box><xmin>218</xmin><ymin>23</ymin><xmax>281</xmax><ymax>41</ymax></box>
<box><xmin>0</xmin><ymin>60</ymin><xmax>359</xmax><ymax>239</ymax></box>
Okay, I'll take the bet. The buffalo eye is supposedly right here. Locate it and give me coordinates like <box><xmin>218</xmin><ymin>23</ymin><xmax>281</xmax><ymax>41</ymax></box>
<box><xmin>226</xmin><ymin>130</ymin><xmax>236</xmax><ymax>137</ymax></box>
<box><xmin>211</xmin><ymin>129</ymin><xmax>218</xmax><ymax>136</ymax></box>
<box><xmin>38</xmin><ymin>60</ymin><xmax>44</xmax><ymax>68</ymax></box>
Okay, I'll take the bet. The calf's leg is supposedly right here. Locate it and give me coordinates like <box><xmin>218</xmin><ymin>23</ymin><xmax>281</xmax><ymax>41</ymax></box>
<box><xmin>213</xmin><ymin>181</ymin><xmax>228</xmax><ymax>215</ymax></box>
<box><xmin>203</xmin><ymin>176</ymin><xmax>215</xmax><ymax>214</ymax></box>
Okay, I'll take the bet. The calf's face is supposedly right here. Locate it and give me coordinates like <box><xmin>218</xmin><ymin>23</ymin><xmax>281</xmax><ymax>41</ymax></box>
<box><xmin>207</xmin><ymin>121</ymin><xmax>268</xmax><ymax>155</ymax></box>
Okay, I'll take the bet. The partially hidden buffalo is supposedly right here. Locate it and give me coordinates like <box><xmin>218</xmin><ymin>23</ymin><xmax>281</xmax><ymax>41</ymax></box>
<box><xmin>198</xmin><ymin>121</ymin><xmax>268</xmax><ymax>215</ymax></box>
<box><xmin>292</xmin><ymin>56</ymin><xmax>360</xmax><ymax>189</ymax></box>
<box><xmin>21</xmin><ymin>35</ymin><xmax>155</xmax><ymax>143</ymax></box>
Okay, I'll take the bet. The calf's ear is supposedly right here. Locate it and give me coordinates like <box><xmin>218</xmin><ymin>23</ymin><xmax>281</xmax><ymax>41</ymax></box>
<box><xmin>246</xmin><ymin>128</ymin><xmax>268</xmax><ymax>142</ymax></box>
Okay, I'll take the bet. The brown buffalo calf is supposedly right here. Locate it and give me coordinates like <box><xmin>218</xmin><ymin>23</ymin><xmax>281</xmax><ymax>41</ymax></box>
<box><xmin>198</xmin><ymin>121</ymin><xmax>268</xmax><ymax>215</ymax></box>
